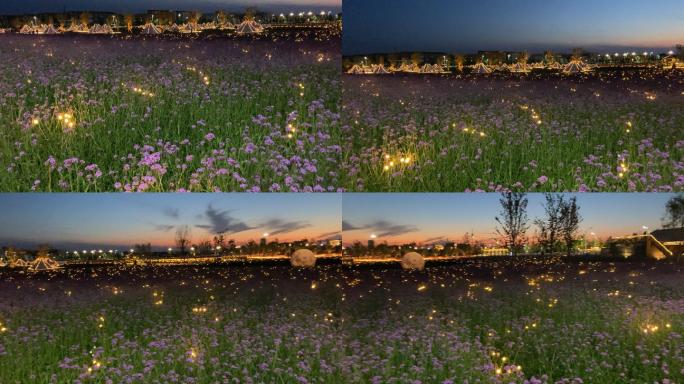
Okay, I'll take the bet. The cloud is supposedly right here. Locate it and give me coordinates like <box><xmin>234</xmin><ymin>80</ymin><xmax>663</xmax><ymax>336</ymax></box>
<box><xmin>343</xmin><ymin>219</ymin><xmax>419</xmax><ymax>238</ymax></box>
<box><xmin>372</xmin><ymin>220</ymin><xmax>419</xmax><ymax>237</ymax></box>
<box><xmin>317</xmin><ymin>230</ymin><xmax>341</xmax><ymax>240</ymax></box>
<box><xmin>261</xmin><ymin>218</ymin><xmax>310</xmax><ymax>236</ymax></box>
<box><xmin>163</xmin><ymin>207</ymin><xmax>180</xmax><ymax>219</ymax></box>
<box><xmin>195</xmin><ymin>205</ymin><xmax>253</xmax><ymax>234</ymax></box>
<box><xmin>342</xmin><ymin>220</ymin><xmax>361</xmax><ymax>230</ymax></box>
<box><xmin>423</xmin><ymin>236</ymin><xmax>446</xmax><ymax>244</ymax></box>
<box><xmin>153</xmin><ymin>224</ymin><xmax>176</xmax><ymax>232</ymax></box>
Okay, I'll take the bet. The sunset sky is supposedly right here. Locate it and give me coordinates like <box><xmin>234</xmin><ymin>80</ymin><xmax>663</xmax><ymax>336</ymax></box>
<box><xmin>343</xmin><ymin>0</ymin><xmax>684</xmax><ymax>54</ymax></box>
<box><xmin>0</xmin><ymin>194</ymin><xmax>341</xmax><ymax>250</ymax></box>
<box><xmin>342</xmin><ymin>193</ymin><xmax>674</xmax><ymax>246</ymax></box>
<box><xmin>0</xmin><ymin>0</ymin><xmax>340</xmax><ymax>14</ymax></box>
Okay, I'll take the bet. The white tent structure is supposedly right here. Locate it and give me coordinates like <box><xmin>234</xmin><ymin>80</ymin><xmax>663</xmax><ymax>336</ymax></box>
<box><xmin>184</xmin><ymin>22</ymin><xmax>202</xmax><ymax>33</ymax></box>
<box><xmin>89</xmin><ymin>24</ymin><xmax>114</xmax><ymax>34</ymax></box>
<box><xmin>532</xmin><ymin>62</ymin><xmax>545</xmax><ymax>70</ymax></box>
<box><xmin>372</xmin><ymin>64</ymin><xmax>391</xmax><ymax>74</ymax></box>
<box><xmin>394</xmin><ymin>63</ymin><xmax>417</xmax><ymax>73</ymax></box>
<box><xmin>44</xmin><ymin>25</ymin><xmax>60</xmax><ymax>35</ymax></box>
<box><xmin>29</xmin><ymin>256</ymin><xmax>60</xmax><ymax>271</ymax></box>
<box><xmin>510</xmin><ymin>62</ymin><xmax>530</xmax><ymax>73</ymax></box>
<box><xmin>548</xmin><ymin>61</ymin><xmax>563</xmax><ymax>70</ymax></box>
<box><xmin>235</xmin><ymin>20</ymin><xmax>264</xmax><ymax>35</ymax></box>
<box><xmin>9</xmin><ymin>259</ymin><xmax>29</xmax><ymax>268</ymax></box>
<box><xmin>76</xmin><ymin>24</ymin><xmax>90</xmax><ymax>33</ymax></box>
<box><xmin>472</xmin><ymin>62</ymin><xmax>492</xmax><ymax>74</ymax></box>
<box><xmin>346</xmin><ymin>64</ymin><xmax>365</xmax><ymax>74</ymax></box>
<box><xmin>19</xmin><ymin>25</ymin><xmax>34</xmax><ymax>34</ymax></box>
<box><xmin>141</xmin><ymin>23</ymin><xmax>161</xmax><ymax>35</ymax></box>
<box><xmin>563</xmin><ymin>60</ymin><xmax>591</xmax><ymax>74</ymax></box>
<box><xmin>219</xmin><ymin>22</ymin><xmax>235</xmax><ymax>30</ymax></box>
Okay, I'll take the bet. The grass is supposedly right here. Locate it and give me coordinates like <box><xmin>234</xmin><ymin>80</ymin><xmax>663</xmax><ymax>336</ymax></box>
<box><xmin>0</xmin><ymin>259</ymin><xmax>682</xmax><ymax>383</ymax></box>
<box><xmin>341</xmin><ymin>71</ymin><xmax>684</xmax><ymax>192</ymax></box>
<box><xmin>0</xmin><ymin>34</ymin><xmax>341</xmax><ymax>192</ymax></box>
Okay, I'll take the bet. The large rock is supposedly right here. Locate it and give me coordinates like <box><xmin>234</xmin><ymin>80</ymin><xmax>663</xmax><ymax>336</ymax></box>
<box><xmin>291</xmin><ymin>249</ymin><xmax>316</xmax><ymax>268</ymax></box>
<box><xmin>401</xmin><ymin>252</ymin><xmax>425</xmax><ymax>270</ymax></box>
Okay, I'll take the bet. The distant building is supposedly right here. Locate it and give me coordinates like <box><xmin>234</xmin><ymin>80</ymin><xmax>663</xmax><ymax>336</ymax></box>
<box><xmin>482</xmin><ymin>247</ymin><xmax>508</xmax><ymax>256</ymax></box>
<box><xmin>147</xmin><ymin>10</ymin><xmax>175</xmax><ymax>25</ymax></box>
<box><xmin>477</xmin><ymin>51</ymin><xmax>506</xmax><ymax>65</ymax></box>
<box><xmin>602</xmin><ymin>229</ymin><xmax>683</xmax><ymax>259</ymax></box>
<box><xmin>651</xmin><ymin>228</ymin><xmax>684</xmax><ymax>257</ymax></box>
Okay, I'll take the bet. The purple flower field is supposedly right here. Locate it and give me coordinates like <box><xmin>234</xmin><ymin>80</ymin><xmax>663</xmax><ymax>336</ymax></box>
<box><xmin>0</xmin><ymin>32</ymin><xmax>341</xmax><ymax>192</ymax></box>
<box><xmin>341</xmin><ymin>71</ymin><xmax>684</xmax><ymax>192</ymax></box>
<box><xmin>0</xmin><ymin>258</ymin><xmax>682</xmax><ymax>383</ymax></box>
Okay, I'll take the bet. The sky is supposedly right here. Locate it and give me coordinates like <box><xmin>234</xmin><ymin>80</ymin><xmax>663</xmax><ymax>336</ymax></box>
<box><xmin>343</xmin><ymin>0</ymin><xmax>684</xmax><ymax>55</ymax></box>
<box><xmin>342</xmin><ymin>193</ymin><xmax>675</xmax><ymax>246</ymax></box>
<box><xmin>0</xmin><ymin>0</ymin><xmax>340</xmax><ymax>15</ymax></box>
<box><xmin>0</xmin><ymin>194</ymin><xmax>341</xmax><ymax>250</ymax></box>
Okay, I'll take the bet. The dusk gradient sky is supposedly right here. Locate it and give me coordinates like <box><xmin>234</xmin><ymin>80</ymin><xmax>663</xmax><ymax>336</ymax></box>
<box><xmin>0</xmin><ymin>0</ymin><xmax>340</xmax><ymax>14</ymax></box>
<box><xmin>343</xmin><ymin>0</ymin><xmax>684</xmax><ymax>55</ymax></box>
<box><xmin>342</xmin><ymin>193</ymin><xmax>674</xmax><ymax>246</ymax></box>
<box><xmin>0</xmin><ymin>194</ymin><xmax>341</xmax><ymax>250</ymax></box>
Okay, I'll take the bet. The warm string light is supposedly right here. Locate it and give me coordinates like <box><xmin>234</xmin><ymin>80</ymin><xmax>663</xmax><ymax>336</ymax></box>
<box><xmin>382</xmin><ymin>153</ymin><xmax>414</xmax><ymax>171</ymax></box>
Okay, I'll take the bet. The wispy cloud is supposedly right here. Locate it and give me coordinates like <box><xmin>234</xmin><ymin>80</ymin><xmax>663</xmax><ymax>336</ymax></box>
<box><xmin>261</xmin><ymin>218</ymin><xmax>310</xmax><ymax>236</ymax></box>
<box><xmin>153</xmin><ymin>224</ymin><xmax>176</xmax><ymax>232</ymax></box>
<box><xmin>423</xmin><ymin>236</ymin><xmax>445</xmax><ymax>244</ymax></box>
<box><xmin>343</xmin><ymin>219</ymin><xmax>419</xmax><ymax>237</ymax></box>
<box><xmin>195</xmin><ymin>205</ymin><xmax>253</xmax><ymax>234</ymax></box>
<box><xmin>342</xmin><ymin>220</ymin><xmax>360</xmax><ymax>230</ymax></box>
<box><xmin>317</xmin><ymin>230</ymin><xmax>341</xmax><ymax>240</ymax></box>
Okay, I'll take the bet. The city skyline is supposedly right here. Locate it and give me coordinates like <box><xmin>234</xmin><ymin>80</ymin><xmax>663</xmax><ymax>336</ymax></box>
<box><xmin>0</xmin><ymin>194</ymin><xmax>341</xmax><ymax>250</ymax></box>
<box><xmin>343</xmin><ymin>0</ymin><xmax>684</xmax><ymax>55</ymax></box>
<box><xmin>342</xmin><ymin>194</ymin><xmax>675</xmax><ymax>246</ymax></box>
<box><xmin>0</xmin><ymin>0</ymin><xmax>341</xmax><ymax>15</ymax></box>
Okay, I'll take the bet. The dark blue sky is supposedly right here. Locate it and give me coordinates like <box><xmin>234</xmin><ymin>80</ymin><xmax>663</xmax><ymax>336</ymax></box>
<box><xmin>0</xmin><ymin>0</ymin><xmax>340</xmax><ymax>15</ymax></box>
<box><xmin>343</xmin><ymin>0</ymin><xmax>684</xmax><ymax>55</ymax></box>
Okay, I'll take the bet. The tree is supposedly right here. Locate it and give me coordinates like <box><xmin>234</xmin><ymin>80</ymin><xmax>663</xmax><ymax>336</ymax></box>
<box><xmin>56</xmin><ymin>14</ymin><xmax>66</xmax><ymax>28</ymax></box>
<box><xmin>518</xmin><ymin>51</ymin><xmax>529</xmax><ymax>64</ymax></box>
<box><xmin>134</xmin><ymin>243</ymin><xmax>152</xmax><ymax>257</ymax></box>
<box><xmin>192</xmin><ymin>240</ymin><xmax>212</xmax><ymax>255</ymax></box>
<box><xmin>663</xmin><ymin>194</ymin><xmax>684</xmax><ymax>228</ymax></box>
<box><xmin>560</xmin><ymin>197</ymin><xmax>581</xmax><ymax>256</ymax></box>
<box><xmin>175</xmin><ymin>225</ymin><xmax>191</xmax><ymax>256</ymax></box>
<box><xmin>544</xmin><ymin>50</ymin><xmax>555</xmax><ymax>64</ymax></box>
<box><xmin>455</xmin><ymin>54</ymin><xmax>465</xmax><ymax>70</ymax></box>
<box><xmin>495</xmin><ymin>192</ymin><xmax>529</xmax><ymax>256</ymax></box>
<box><xmin>79</xmin><ymin>12</ymin><xmax>90</xmax><ymax>27</ymax></box>
<box><xmin>534</xmin><ymin>193</ymin><xmax>565</xmax><ymax>255</ymax></box>
<box><xmin>676</xmin><ymin>45</ymin><xmax>684</xmax><ymax>61</ymax></box>
<box><xmin>571</xmin><ymin>48</ymin><xmax>584</xmax><ymax>61</ymax></box>
<box><xmin>36</xmin><ymin>244</ymin><xmax>51</xmax><ymax>258</ymax></box>
<box><xmin>124</xmin><ymin>14</ymin><xmax>134</xmax><ymax>32</ymax></box>
<box><xmin>189</xmin><ymin>10</ymin><xmax>203</xmax><ymax>24</ymax></box>
<box><xmin>212</xmin><ymin>234</ymin><xmax>225</xmax><ymax>249</ymax></box>
<box><xmin>410</xmin><ymin>52</ymin><xmax>424</xmax><ymax>66</ymax></box>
